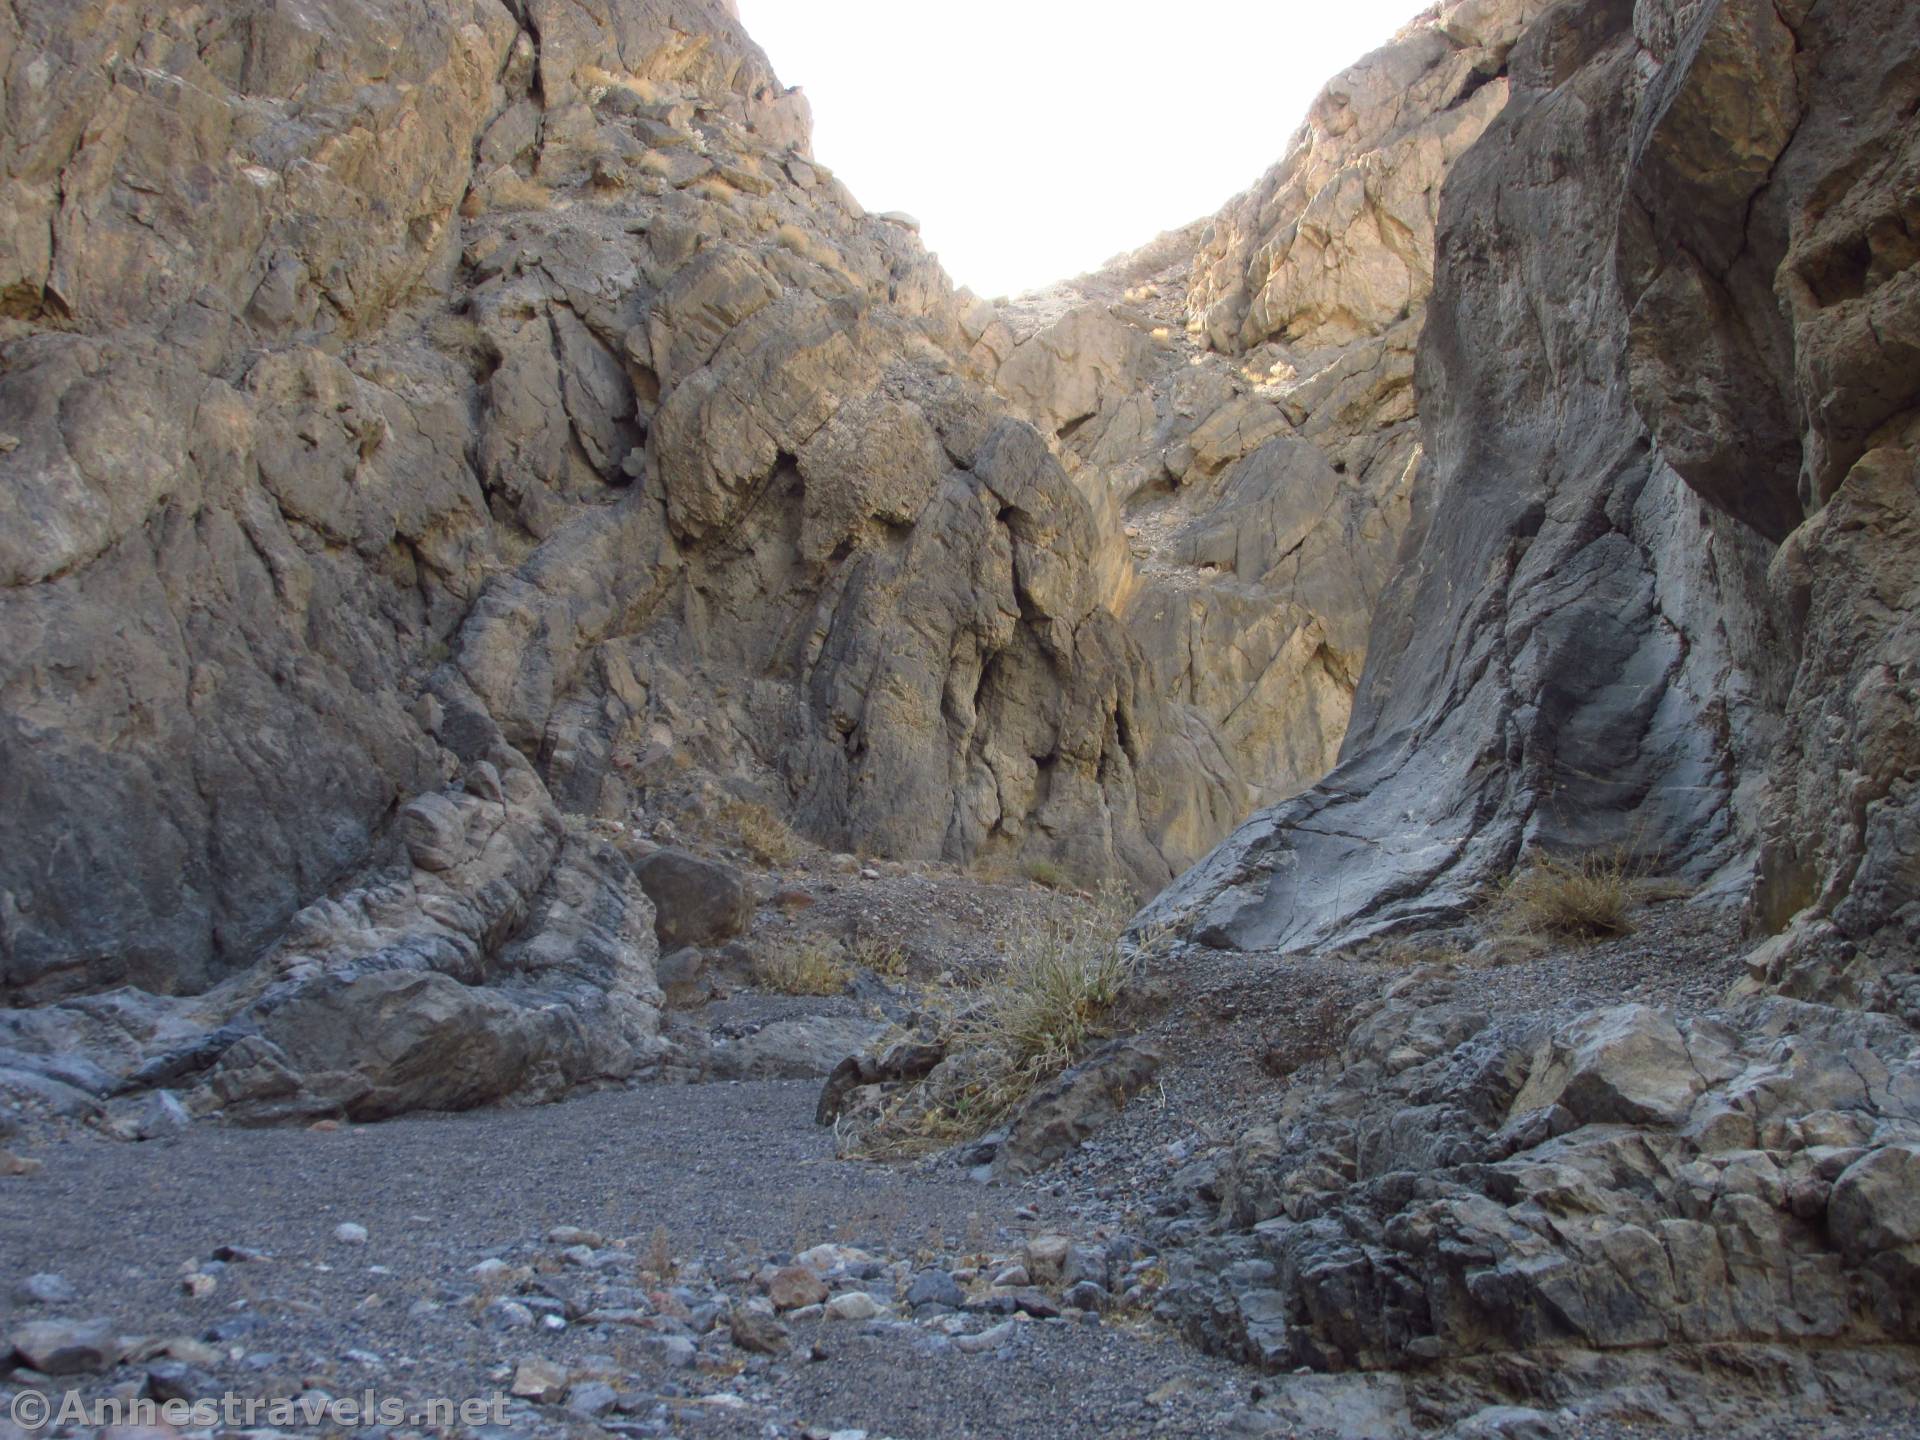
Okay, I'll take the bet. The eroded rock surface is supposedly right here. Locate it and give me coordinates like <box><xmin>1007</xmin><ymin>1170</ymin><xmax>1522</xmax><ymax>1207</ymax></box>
<box><xmin>1145</xmin><ymin>0</ymin><xmax>1919</xmax><ymax>980</ymax></box>
<box><xmin>0</xmin><ymin>0</ymin><xmax>1242</xmax><ymax>1112</ymax></box>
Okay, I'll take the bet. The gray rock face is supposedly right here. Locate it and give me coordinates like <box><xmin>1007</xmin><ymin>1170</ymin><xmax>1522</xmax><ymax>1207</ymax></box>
<box><xmin>975</xmin><ymin>1</ymin><xmax>1546</xmax><ymax>835</ymax></box>
<box><xmin>1144</xmin><ymin>0</ymin><xmax>1918</xmax><ymax>969</ymax></box>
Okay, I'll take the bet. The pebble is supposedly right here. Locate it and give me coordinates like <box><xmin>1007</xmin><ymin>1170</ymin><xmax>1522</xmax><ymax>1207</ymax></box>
<box><xmin>14</xmin><ymin>1272</ymin><xmax>77</xmax><ymax>1305</ymax></box>
<box><xmin>333</xmin><ymin>1222</ymin><xmax>369</xmax><ymax>1245</ymax></box>
<box><xmin>954</xmin><ymin>1320</ymin><xmax>1017</xmax><ymax>1354</ymax></box>
<box><xmin>905</xmin><ymin>1269</ymin><xmax>965</xmax><ymax>1309</ymax></box>
<box><xmin>824</xmin><ymin>1292</ymin><xmax>881</xmax><ymax>1321</ymax></box>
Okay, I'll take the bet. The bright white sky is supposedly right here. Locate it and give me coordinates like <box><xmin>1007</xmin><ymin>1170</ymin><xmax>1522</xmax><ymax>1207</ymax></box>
<box><xmin>735</xmin><ymin>0</ymin><xmax>1431</xmax><ymax>298</ymax></box>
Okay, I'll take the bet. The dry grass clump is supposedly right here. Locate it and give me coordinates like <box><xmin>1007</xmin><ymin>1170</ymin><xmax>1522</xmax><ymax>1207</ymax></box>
<box><xmin>1022</xmin><ymin>858</ymin><xmax>1069</xmax><ymax>891</ymax></box>
<box><xmin>1497</xmin><ymin>849</ymin><xmax>1640</xmax><ymax>940</ymax></box>
<box><xmin>668</xmin><ymin>792</ymin><xmax>806</xmax><ymax>867</ymax></box>
<box><xmin>848</xmin><ymin>932</ymin><xmax>909</xmax><ymax>978</ymax></box>
<box><xmin>713</xmin><ymin>796</ymin><xmax>805</xmax><ymax>866</ymax></box>
<box><xmin>845</xmin><ymin>884</ymin><xmax>1160</xmax><ymax>1157</ymax></box>
<box><xmin>754</xmin><ymin>937</ymin><xmax>851</xmax><ymax>996</ymax></box>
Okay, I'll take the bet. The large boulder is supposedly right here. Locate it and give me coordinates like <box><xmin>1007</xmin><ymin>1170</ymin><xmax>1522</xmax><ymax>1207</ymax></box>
<box><xmin>635</xmin><ymin>850</ymin><xmax>755</xmax><ymax>951</ymax></box>
<box><xmin>1829</xmin><ymin>1145</ymin><xmax>1920</xmax><ymax>1263</ymax></box>
<box><xmin>1509</xmin><ymin>1005</ymin><xmax>1706</xmax><ymax>1128</ymax></box>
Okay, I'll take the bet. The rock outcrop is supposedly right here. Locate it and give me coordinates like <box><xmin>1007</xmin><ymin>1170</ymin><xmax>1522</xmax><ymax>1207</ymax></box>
<box><xmin>1146</xmin><ymin>0</ymin><xmax>1919</xmax><ymax>976</ymax></box>
<box><xmin>1127</xmin><ymin>0</ymin><xmax>1920</xmax><ymax>1420</ymax></box>
<box><xmin>0</xmin><ymin>0</ymin><xmax>1251</xmax><ymax>1109</ymax></box>
<box><xmin>1157</xmin><ymin>970</ymin><xmax>1920</xmax><ymax>1396</ymax></box>
<box><xmin>962</xmin><ymin>0</ymin><xmax>1551</xmax><ymax>833</ymax></box>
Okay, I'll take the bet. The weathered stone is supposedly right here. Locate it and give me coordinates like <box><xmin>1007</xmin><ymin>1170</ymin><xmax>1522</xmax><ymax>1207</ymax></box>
<box><xmin>992</xmin><ymin>1038</ymin><xmax>1163</xmax><ymax>1178</ymax></box>
<box><xmin>727</xmin><ymin>1304</ymin><xmax>789</xmax><ymax>1354</ymax></box>
<box><xmin>634</xmin><ymin>851</ymin><xmax>754</xmax><ymax>951</ymax></box>
<box><xmin>510</xmin><ymin>1357</ymin><xmax>569</xmax><ymax>1403</ymax></box>
<box><xmin>10</xmin><ymin>1317</ymin><xmax>124</xmax><ymax>1375</ymax></box>
<box><xmin>766</xmin><ymin>1266</ymin><xmax>829</xmax><ymax>1311</ymax></box>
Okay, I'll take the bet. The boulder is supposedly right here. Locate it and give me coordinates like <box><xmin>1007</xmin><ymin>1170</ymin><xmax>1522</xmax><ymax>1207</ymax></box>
<box><xmin>1828</xmin><ymin>1145</ymin><xmax>1920</xmax><ymax>1262</ymax></box>
<box><xmin>992</xmin><ymin>1038</ymin><xmax>1163</xmax><ymax>1178</ymax></box>
<box><xmin>1509</xmin><ymin>1006</ymin><xmax>1705</xmax><ymax>1128</ymax></box>
<box><xmin>635</xmin><ymin>850</ymin><xmax>755</xmax><ymax>950</ymax></box>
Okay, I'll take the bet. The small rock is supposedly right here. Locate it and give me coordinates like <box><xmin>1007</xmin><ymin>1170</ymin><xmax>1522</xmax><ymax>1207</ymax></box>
<box><xmin>547</xmin><ymin>1226</ymin><xmax>604</xmax><ymax>1248</ymax></box>
<box><xmin>0</xmin><ymin>1150</ymin><xmax>43</xmax><ymax>1176</ymax></box>
<box><xmin>825</xmin><ymin>1292</ymin><xmax>881</xmax><ymax>1322</ymax></box>
<box><xmin>144</xmin><ymin>1359</ymin><xmax>216</xmax><ymax>1403</ymax></box>
<box><xmin>181</xmin><ymin>1273</ymin><xmax>217</xmax><ymax>1299</ymax></box>
<box><xmin>767</xmin><ymin>1266</ymin><xmax>828</xmax><ymax>1311</ymax></box>
<box><xmin>728</xmin><ymin>1305</ymin><xmax>789</xmax><ymax>1355</ymax></box>
<box><xmin>565</xmin><ymin>1381</ymin><xmax>618</xmax><ymax>1417</ymax></box>
<box><xmin>990</xmin><ymin>1265</ymin><xmax>1029</xmax><ymax>1288</ymax></box>
<box><xmin>1063</xmin><ymin>1280</ymin><xmax>1108</xmax><ymax>1311</ymax></box>
<box><xmin>1023</xmin><ymin>1235</ymin><xmax>1070</xmax><ymax>1282</ymax></box>
<box><xmin>333</xmin><ymin>1223</ymin><xmax>368</xmax><ymax>1245</ymax></box>
<box><xmin>10</xmin><ymin>1317</ymin><xmax>126</xmax><ymax>1375</ymax></box>
<box><xmin>510</xmin><ymin>1357</ymin><xmax>569</xmax><ymax>1403</ymax></box>
<box><xmin>484</xmin><ymin>1299</ymin><xmax>535</xmax><ymax>1330</ymax></box>
<box><xmin>1061</xmin><ymin>1245</ymin><xmax>1110</xmax><ymax>1290</ymax></box>
<box><xmin>905</xmin><ymin>1269</ymin><xmax>964</xmax><ymax>1309</ymax></box>
<box><xmin>1010</xmin><ymin>1289</ymin><xmax>1061</xmax><ymax>1319</ymax></box>
<box><xmin>14</xmin><ymin>1273</ymin><xmax>77</xmax><ymax>1306</ymax></box>
<box><xmin>641</xmin><ymin>1334</ymin><xmax>696</xmax><ymax>1368</ymax></box>
<box><xmin>954</xmin><ymin>1320</ymin><xmax>1016</xmax><ymax>1354</ymax></box>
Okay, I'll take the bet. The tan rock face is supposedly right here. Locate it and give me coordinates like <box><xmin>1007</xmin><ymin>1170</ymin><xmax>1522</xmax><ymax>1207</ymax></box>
<box><xmin>965</xmin><ymin>3</ymin><xmax>1542</xmax><ymax>822</ymax></box>
<box><xmin>0</xmin><ymin>0</ymin><xmax>1236</xmax><ymax>1109</ymax></box>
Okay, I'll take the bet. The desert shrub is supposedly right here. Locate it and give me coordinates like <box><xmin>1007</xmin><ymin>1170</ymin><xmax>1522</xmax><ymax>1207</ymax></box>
<box><xmin>754</xmin><ymin>937</ymin><xmax>850</xmax><ymax>996</ymax></box>
<box><xmin>1497</xmin><ymin>850</ymin><xmax>1639</xmax><ymax>940</ymax></box>
<box><xmin>849</xmin><ymin>932</ymin><xmax>909</xmax><ymax>978</ymax></box>
<box><xmin>1022</xmin><ymin>858</ymin><xmax>1069</xmax><ymax>890</ymax></box>
<box><xmin>713</xmin><ymin>796</ymin><xmax>805</xmax><ymax>866</ymax></box>
<box><xmin>845</xmin><ymin>884</ymin><xmax>1160</xmax><ymax>1156</ymax></box>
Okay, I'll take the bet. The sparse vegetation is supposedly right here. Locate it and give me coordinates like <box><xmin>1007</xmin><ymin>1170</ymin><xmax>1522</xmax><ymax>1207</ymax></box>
<box><xmin>643</xmin><ymin>1225</ymin><xmax>676</xmax><ymax>1283</ymax></box>
<box><xmin>714</xmin><ymin>796</ymin><xmax>805</xmax><ymax>866</ymax></box>
<box><xmin>1022</xmin><ymin>858</ymin><xmax>1069</xmax><ymax>890</ymax></box>
<box><xmin>843</xmin><ymin>884</ymin><xmax>1161</xmax><ymax>1157</ymax></box>
<box><xmin>754</xmin><ymin>937</ymin><xmax>851</xmax><ymax>996</ymax></box>
<box><xmin>1496</xmin><ymin>849</ymin><xmax>1640</xmax><ymax>940</ymax></box>
<box><xmin>849</xmin><ymin>932</ymin><xmax>909</xmax><ymax>978</ymax></box>
<box><xmin>667</xmin><ymin>791</ymin><xmax>807</xmax><ymax>867</ymax></box>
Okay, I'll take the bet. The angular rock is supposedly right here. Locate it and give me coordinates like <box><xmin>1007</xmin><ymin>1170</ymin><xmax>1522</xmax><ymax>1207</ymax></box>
<box><xmin>992</xmin><ymin>1038</ymin><xmax>1163</xmax><ymax>1178</ymax></box>
<box><xmin>634</xmin><ymin>851</ymin><xmax>754</xmax><ymax>951</ymax></box>
<box><xmin>10</xmin><ymin>1318</ymin><xmax>124</xmax><ymax>1375</ymax></box>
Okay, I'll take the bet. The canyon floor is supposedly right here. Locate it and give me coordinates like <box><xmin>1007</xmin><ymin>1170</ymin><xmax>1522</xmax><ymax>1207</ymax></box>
<box><xmin>5</xmin><ymin>855</ymin><xmax>1918</xmax><ymax>1440</ymax></box>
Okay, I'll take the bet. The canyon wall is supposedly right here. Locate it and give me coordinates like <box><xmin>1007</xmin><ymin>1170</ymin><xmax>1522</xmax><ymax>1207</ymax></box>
<box><xmin>1147</xmin><ymin>0</ymin><xmax>1920</xmax><ymax>1004</ymax></box>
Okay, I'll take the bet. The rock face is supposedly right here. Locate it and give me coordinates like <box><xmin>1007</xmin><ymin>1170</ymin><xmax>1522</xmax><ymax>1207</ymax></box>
<box><xmin>0</xmin><ymin>0</ymin><xmax>1253</xmax><ymax>1106</ymax></box>
<box><xmin>1128</xmin><ymin>0</ymin><xmax>1920</xmax><ymax>1417</ymax></box>
<box><xmin>972</xmin><ymin>1</ymin><xmax>1549</xmax><ymax>836</ymax></box>
<box><xmin>1145</xmin><ymin>0</ymin><xmax>1920</xmax><ymax>978</ymax></box>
